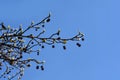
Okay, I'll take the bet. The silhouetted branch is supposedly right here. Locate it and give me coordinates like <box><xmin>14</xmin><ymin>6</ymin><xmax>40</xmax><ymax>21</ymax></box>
<box><xmin>0</xmin><ymin>13</ymin><xmax>84</xmax><ymax>80</ymax></box>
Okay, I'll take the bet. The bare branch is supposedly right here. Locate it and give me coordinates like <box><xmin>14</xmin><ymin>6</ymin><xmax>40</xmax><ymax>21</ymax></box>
<box><xmin>0</xmin><ymin>13</ymin><xmax>84</xmax><ymax>80</ymax></box>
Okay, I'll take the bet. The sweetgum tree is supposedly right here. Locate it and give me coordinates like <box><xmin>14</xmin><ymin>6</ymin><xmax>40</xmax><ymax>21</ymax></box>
<box><xmin>0</xmin><ymin>13</ymin><xmax>84</xmax><ymax>80</ymax></box>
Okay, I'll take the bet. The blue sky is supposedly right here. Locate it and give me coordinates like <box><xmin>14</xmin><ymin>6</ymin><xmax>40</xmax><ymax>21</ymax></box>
<box><xmin>0</xmin><ymin>0</ymin><xmax>120</xmax><ymax>80</ymax></box>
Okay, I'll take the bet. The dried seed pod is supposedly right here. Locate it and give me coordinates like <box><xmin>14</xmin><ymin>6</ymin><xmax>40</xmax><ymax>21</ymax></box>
<box><xmin>31</xmin><ymin>42</ymin><xmax>34</xmax><ymax>44</ymax></box>
<box><xmin>76</xmin><ymin>43</ymin><xmax>81</xmax><ymax>47</ymax></box>
<box><xmin>52</xmin><ymin>45</ymin><xmax>55</xmax><ymax>48</ymax></box>
<box><xmin>81</xmin><ymin>38</ymin><xmax>84</xmax><ymax>41</ymax></box>
<box><xmin>36</xmin><ymin>66</ymin><xmax>39</xmax><ymax>69</ymax></box>
<box><xmin>42</xmin><ymin>24</ymin><xmax>45</xmax><ymax>27</ymax></box>
<box><xmin>27</xmin><ymin>64</ymin><xmax>31</xmax><ymax>67</ymax></box>
<box><xmin>37</xmin><ymin>52</ymin><xmax>40</xmax><ymax>55</ymax></box>
<box><xmin>20</xmin><ymin>73</ymin><xmax>23</xmax><ymax>76</ymax></box>
<box><xmin>41</xmin><ymin>45</ymin><xmax>44</xmax><ymax>48</ymax></box>
<box><xmin>41</xmin><ymin>65</ymin><xmax>44</xmax><ymax>71</ymax></box>
<box><xmin>18</xmin><ymin>36</ymin><xmax>23</xmax><ymax>39</ymax></box>
<box><xmin>63</xmin><ymin>46</ymin><xmax>66</xmax><ymax>50</ymax></box>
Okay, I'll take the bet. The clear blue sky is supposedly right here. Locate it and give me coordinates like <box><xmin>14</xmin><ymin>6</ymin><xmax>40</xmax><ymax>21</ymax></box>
<box><xmin>0</xmin><ymin>0</ymin><xmax>120</xmax><ymax>80</ymax></box>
